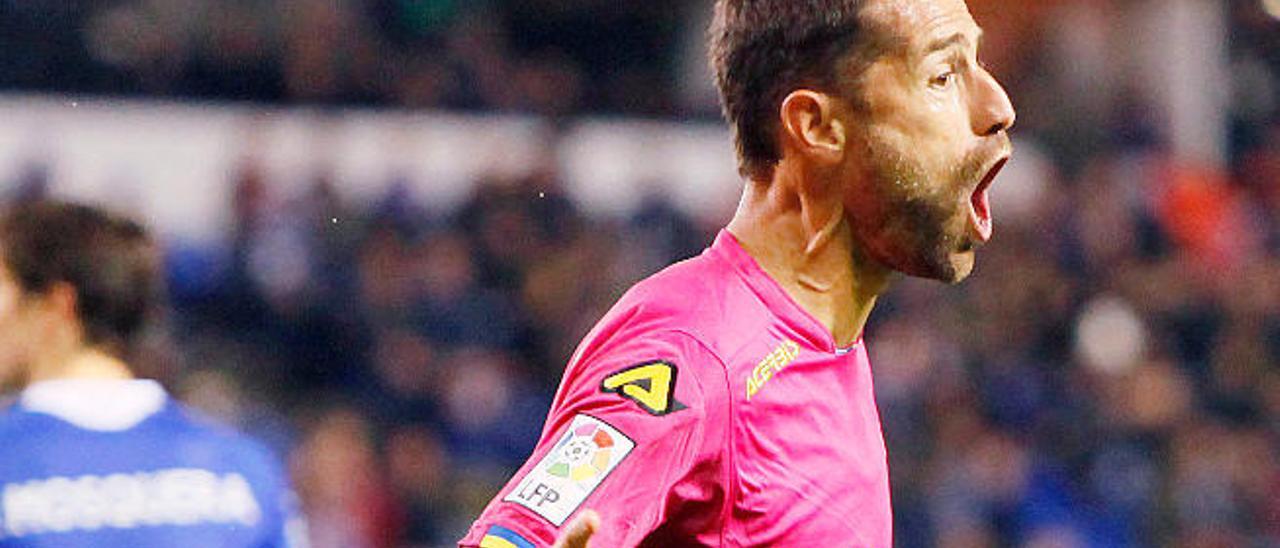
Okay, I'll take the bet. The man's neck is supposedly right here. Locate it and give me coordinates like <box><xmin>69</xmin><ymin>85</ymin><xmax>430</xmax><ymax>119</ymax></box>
<box><xmin>27</xmin><ymin>348</ymin><xmax>134</xmax><ymax>385</ymax></box>
<box><xmin>726</xmin><ymin>170</ymin><xmax>892</xmax><ymax>348</ymax></box>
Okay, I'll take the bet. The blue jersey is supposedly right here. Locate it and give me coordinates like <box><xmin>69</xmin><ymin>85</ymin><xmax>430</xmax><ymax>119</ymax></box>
<box><xmin>0</xmin><ymin>380</ymin><xmax>306</xmax><ymax>548</ymax></box>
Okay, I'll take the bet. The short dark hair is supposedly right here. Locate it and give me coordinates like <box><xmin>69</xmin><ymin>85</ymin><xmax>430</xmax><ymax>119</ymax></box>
<box><xmin>710</xmin><ymin>0</ymin><xmax>878</xmax><ymax>179</ymax></box>
<box><xmin>0</xmin><ymin>201</ymin><xmax>160</xmax><ymax>353</ymax></box>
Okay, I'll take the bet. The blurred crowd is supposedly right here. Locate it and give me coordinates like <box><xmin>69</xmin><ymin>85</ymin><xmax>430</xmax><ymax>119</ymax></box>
<box><xmin>0</xmin><ymin>0</ymin><xmax>686</xmax><ymax>116</ymax></box>
<box><xmin>3</xmin><ymin>0</ymin><xmax>1280</xmax><ymax>547</ymax></box>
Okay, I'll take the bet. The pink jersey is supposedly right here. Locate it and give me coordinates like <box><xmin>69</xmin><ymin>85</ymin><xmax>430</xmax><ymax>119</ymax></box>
<box><xmin>461</xmin><ymin>230</ymin><xmax>892</xmax><ymax>547</ymax></box>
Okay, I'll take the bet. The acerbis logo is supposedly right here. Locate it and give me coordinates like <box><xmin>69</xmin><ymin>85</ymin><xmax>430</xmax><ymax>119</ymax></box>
<box><xmin>746</xmin><ymin>340</ymin><xmax>800</xmax><ymax>400</ymax></box>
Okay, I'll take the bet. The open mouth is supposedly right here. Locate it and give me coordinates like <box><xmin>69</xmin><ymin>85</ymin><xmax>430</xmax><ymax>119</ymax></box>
<box><xmin>968</xmin><ymin>157</ymin><xmax>1008</xmax><ymax>244</ymax></box>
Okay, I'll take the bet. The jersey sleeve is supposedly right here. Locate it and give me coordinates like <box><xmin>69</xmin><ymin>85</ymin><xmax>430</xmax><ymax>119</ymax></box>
<box><xmin>460</xmin><ymin>329</ymin><xmax>728</xmax><ymax>547</ymax></box>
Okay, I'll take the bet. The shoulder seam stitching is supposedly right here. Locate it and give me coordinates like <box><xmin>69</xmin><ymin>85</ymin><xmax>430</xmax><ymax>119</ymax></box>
<box><xmin>655</xmin><ymin>328</ymin><xmax>737</xmax><ymax>545</ymax></box>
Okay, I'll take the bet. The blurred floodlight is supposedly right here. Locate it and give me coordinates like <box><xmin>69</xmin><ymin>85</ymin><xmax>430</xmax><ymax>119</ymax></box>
<box><xmin>1265</xmin><ymin>0</ymin><xmax>1280</xmax><ymax>20</ymax></box>
<box><xmin>1074</xmin><ymin>295</ymin><xmax>1148</xmax><ymax>375</ymax></box>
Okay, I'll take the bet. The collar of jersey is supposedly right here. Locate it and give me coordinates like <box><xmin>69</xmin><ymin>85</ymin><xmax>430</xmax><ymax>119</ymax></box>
<box><xmin>710</xmin><ymin>229</ymin><xmax>864</xmax><ymax>354</ymax></box>
<box><xmin>20</xmin><ymin>379</ymin><xmax>167</xmax><ymax>431</ymax></box>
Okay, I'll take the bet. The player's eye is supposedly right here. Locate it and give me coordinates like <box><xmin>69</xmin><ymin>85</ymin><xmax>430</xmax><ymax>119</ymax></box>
<box><xmin>930</xmin><ymin>70</ymin><xmax>956</xmax><ymax>89</ymax></box>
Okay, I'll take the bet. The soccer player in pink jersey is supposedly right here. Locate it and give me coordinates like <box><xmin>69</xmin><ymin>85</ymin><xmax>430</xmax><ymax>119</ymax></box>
<box><xmin>462</xmin><ymin>0</ymin><xmax>1015</xmax><ymax>545</ymax></box>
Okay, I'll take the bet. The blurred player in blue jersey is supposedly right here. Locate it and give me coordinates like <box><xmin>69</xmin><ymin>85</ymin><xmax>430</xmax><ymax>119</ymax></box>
<box><xmin>0</xmin><ymin>201</ymin><xmax>307</xmax><ymax>548</ymax></box>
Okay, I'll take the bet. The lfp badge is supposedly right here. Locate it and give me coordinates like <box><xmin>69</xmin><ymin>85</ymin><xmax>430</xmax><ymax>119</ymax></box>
<box><xmin>504</xmin><ymin>414</ymin><xmax>635</xmax><ymax>526</ymax></box>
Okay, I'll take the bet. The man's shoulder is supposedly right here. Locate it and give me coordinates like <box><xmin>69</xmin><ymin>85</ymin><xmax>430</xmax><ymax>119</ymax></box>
<box><xmin>0</xmin><ymin>396</ymin><xmax>93</xmax><ymax>440</ymax></box>
<box><xmin>629</xmin><ymin>252</ymin><xmax>727</xmax><ymax>301</ymax></box>
<box><xmin>128</xmin><ymin>403</ymin><xmax>291</xmax><ymax>495</ymax></box>
<box><xmin>0</xmin><ymin>398</ymin><xmax>277</xmax><ymax>464</ymax></box>
<box><xmin>153</xmin><ymin>403</ymin><xmax>286</xmax><ymax>473</ymax></box>
<box><xmin>567</xmin><ymin>251</ymin><xmax>774</xmax><ymax>398</ymax></box>
<box><xmin>0</xmin><ymin>400</ymin><xmax>284</xmax><ymax>497</ymax></box>
<box><xmin>610</xmin><ymin>252</ymin><xmax>766</xmax><ymax>343</ymax></box>
<box><xmin>0</xmin><ymin>400</ymin><xmax>49</xmax><ymax>439</ymax></box>
<box><xmin>613</xmin><ymin>252</ymin><xmax>774</xmax><ymax>362</ymax></box>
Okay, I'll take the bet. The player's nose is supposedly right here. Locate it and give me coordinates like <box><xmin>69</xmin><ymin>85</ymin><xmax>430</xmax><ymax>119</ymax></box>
<box><xmin>971</xmin><ymin>67</ymin><xmax>1016</xmax><ymax>137</ymax></box>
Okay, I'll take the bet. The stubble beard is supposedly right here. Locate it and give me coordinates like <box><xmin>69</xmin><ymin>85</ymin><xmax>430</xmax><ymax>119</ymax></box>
<box><xmin>848</xmin><ymin>130</ymin><xmax>990</xmax><ymax>284</ymax></box>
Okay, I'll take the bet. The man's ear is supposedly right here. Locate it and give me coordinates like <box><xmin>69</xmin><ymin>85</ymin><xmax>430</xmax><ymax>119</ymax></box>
<box><xmin>43</xmin><ymin>282</ymin><xmax>79</xmax><ymax>324</ymax></box>
<box><xmin>779</xmin><ymin>90</ymin><xmax>846</xmax><ymax>167</ymax></box>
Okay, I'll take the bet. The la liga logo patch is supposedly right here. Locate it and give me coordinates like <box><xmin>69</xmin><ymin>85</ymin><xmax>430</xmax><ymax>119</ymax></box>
<box><xmin>546</xmin><ymin>420</ymin><xmax>619</xmax><ymax>481</ymax></box>
<box><xmin>504</xmin><ymin>414</ymin><xmax>634</xmax><ymax>526</ymax></box>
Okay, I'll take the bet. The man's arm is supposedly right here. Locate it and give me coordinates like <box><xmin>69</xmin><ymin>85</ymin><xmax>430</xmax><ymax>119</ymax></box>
<box><xmin>460</xmin><ymin>330</ymin><xmax>725</xmax><ymax>547</ymax></box>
